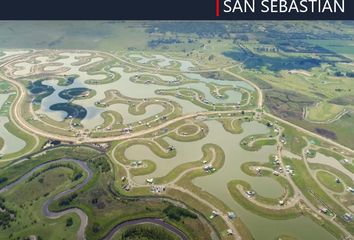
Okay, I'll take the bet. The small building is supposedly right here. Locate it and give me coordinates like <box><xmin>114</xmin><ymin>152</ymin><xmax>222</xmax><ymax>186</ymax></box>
<box><xmin>227</xmin><ymin>212</ymin><xmax>236</xmax><ymax>219</ymax></box>
<box><xmin>227</xmin><ymin>229</ymin><xmax>233</xmax><ymax>235</ymax></box>
<box><xmin>203</xmin><ymin>164</ymin><xmax>216</xmax><ymax>173</ymax></box>
<box><xmin>146</xmin><ymin>178</ymin><xmax>154</xmax><ymax>184</ymax></box>
<box><xmin>320</xmin><ymin>208</ymin><xmax>328</xmax><ymax>214</ymax></box>
<box><xmin>211</xmin><ymin>210</ymin><xmax>219</xmax><ymax>216</ymax></box>
<box><xmin>167</xmin><ymin>145</ymin><xmax>175</xmax><ymax>152</ymax></box>
<box><xmin>246</xmin><ymin>191</ymin><xmax>256</xmax><ymax>197</ymax></box>
<box><xmin>343</xmin><ymin>213</ymin><xmax>353</xmax><ymax>222</ymax></box>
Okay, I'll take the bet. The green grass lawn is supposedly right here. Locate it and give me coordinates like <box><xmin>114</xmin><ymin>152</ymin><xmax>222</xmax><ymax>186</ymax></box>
<box><xmin>281</xmin><ymin>124</ymin><xmax>307</xmax><ymax>156</ymax></box>
<box><xmin>0</xmin><ymin>168</ymin><xmax>81</xmax><ymax>240</ymax></box>
<box><xmin>316</xmin><ymin>171</ymin><xmax>345</xmax><ymax>193</ymax></box>
<box><xmin>112</xmin><ymin>223</ymin><xmax>180</xmax><ymax>240</ymax></box>
<box><xmin>218</xmin><ymin>117</ymin><xmax>245</xmax><ymax>134</ymax></box>
<box><xmin>282</xmin><ymin>157</ymin><xmax>353</xmax><ymax>237</ymax></box>
<box><xmin>316</xmin><ymin>148</ymin><xmax>354</xmax><ymax>173</ymax></box>
<box><xmin>0</xmin><ymin>136</ymin><xmax>4</xmax><ymax>151</ymax></box>
<box><xmin>1</xmin><ymin>145</ymin><xmax>212</xmax><ymax>240</ymax></box>
<box><xmin>177</xmin><ymin>124</ymin><xmax>199</xmax><ymax>135</ymax></box>
<box><xmin>306</xmin><ymin>102</ymin><xmax>345</xmax><ymax>122</ymax></box>
<box><xmin>154</xmin><ymin>143</ymin><xmax>220</xmax><ymax>184</ymax></box>
<box><xmin>227</xmin><ymin>179</ymin><xmax>301</xmax><ymax>220</ymax></box>
<box><xmin>0</xmin><ymin>146</ymin><xmax>102</xmax><ymax>189</ymax></box>
<box><xmin>130</xmin><ymin>160</ymin><xmax>157</xmax><ymax>176</ymax></box>
<box><xmin>306</xmin><ymin>40</ymin><xmax>354</xmax><ymax>56</ymax></box>
<box><xmin>241</xmin><ymin>138</ymin><xmax>277</xmax><ymax>152</ymax></box>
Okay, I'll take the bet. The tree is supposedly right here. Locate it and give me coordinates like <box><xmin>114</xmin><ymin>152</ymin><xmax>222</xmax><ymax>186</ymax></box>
<box><xmin>66</xmin><ymin>217</ymin><xmax>73</xmax><ymax>227</ymax></box>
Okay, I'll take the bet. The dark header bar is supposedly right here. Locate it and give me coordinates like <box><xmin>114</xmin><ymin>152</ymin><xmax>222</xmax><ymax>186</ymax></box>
<box><xmin>1</xmin><ymin>0</ymin><xmax>354</xmax><ymax>20</ymax></box>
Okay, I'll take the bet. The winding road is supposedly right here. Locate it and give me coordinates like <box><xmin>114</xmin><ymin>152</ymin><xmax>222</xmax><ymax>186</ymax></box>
<box><xmin>0</xmin><ymin>159</ymin><xmax>92</xmax><ymax>240</ymax></box>
<box><xmin>0</xmin><ymin>158</ymin><xmax>191</xmax><ymax>240</ymax></box>
<box><xmin>1</xmin><ymin>49</ymin><xmax>354</xmax><ymax>239</ymax></box>
<box><xmin>1</xmin><ymin>50</ymin><xmax>353</xmax><ymax>156</ymax></box>
<box><xmin>102</xmin><ymin>218</ymin><xmax>188</xmax><ymax>240</ymax></box>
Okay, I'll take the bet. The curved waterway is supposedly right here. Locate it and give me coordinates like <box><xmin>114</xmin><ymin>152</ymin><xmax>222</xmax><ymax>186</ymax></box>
<box><xmin>308</xmin><ymin>152</ymin><xmax>354</xmax><ymax>179</ymax></box>
<box><xmin>0</xmin><ymin>93</ymin><xmax>26</xmax><ymax>155</ymax></box>
<box><xmin>29</xmin><ymin>53</ymin><xmax>250</xmax><ymax>129</ymax></box>
<box><xmin>129</xmin><ymin>120</ymin><xmax>336</xmax><ymax>240</ymax></box>
<box><xmin>5</xmin><ymin>52</ymin><xmax>338</xmax><ymax>239</ymax></box>
<box><xmin>131</xmin><ymin>121</ymin><xmax>281</xmax><ymax>198</ymax></box>
<box><xmin>128</xmin><ymin>53</ymin><xmax>195</xmax><ymax>72</ymax></box>
<box><xmin>192</xmin><ymin>124</ymin><xmax>337</xmax><ymax>240</ymax></box>
<box><xmin>0</xmin><ymin>159</ymin><xmax>91</xmax><ymax>240</ymax></box>
<box><xmin>0</xmin><ymin>158</ymin><xmax>190</xmax><ymax>240</ymax></box>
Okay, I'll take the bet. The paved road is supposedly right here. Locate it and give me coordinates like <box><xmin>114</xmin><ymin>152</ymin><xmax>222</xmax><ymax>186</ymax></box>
<box><xmin>223</xmin><ymin>68</ymin><xmax>263</xmax><ymax>109</ymax></box>
<box><xmin>102</xmin><ymin>218</ymin><xmax>188</xmax><ymax>240</ymax></box>
<box><xmin>1</xmin><ymin>49</ymin><xmax>354</xmax><ymax>239</ymax></box>
<box><xmin>1</xmin><ymin>50</ymin><xmax>353</xmax><ymax>156</ymax></box>
<box><xmin>0</xmin><ymin>67</ymin><xmax>256</xmax><ymax>144</ymax></box>
<box><xmin>0</xmin><ymin>158</ymin><xmax>193</xmax><ymax>240</ymax></box>
<box><xmin>171</xmin><ymin>184</ymin><xmax>241</xmax><ymax>240</ymax></box>
<box><xmin>224</xmin><ymin>67</ymin><xmax>354</xmax><ymax>155</ymax></box>
<box><xmin>276</xmin><ymin>131</ymin><xmax>353</xmax><ymax>238</ymax></box>
<box><xmin>110</xmin><ymin>141</ymin><xmax>240</xmax><ymax>239</ymax></box>
<box><xmin>265</xmin><ymin>112</ymin><xmax>354</xmax><ymax>155</ymax></box>
<box><xmin>0</xmin><ymin>159</ymin><xmax>92</xmax><ymax>240</ymax></box>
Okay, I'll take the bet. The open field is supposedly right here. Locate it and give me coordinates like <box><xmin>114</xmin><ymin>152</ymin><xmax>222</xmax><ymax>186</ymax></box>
<box><xmin>306</xmin><ymin>102</ymin><xmax>345</xmax><ymax>123</ymax></box>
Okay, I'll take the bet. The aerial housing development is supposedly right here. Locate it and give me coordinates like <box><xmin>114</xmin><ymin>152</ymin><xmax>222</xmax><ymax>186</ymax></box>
<box><xmin>0</xmin><ymin>21</ymin><xmax>353</xmax><ymax>240</ymax></box>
